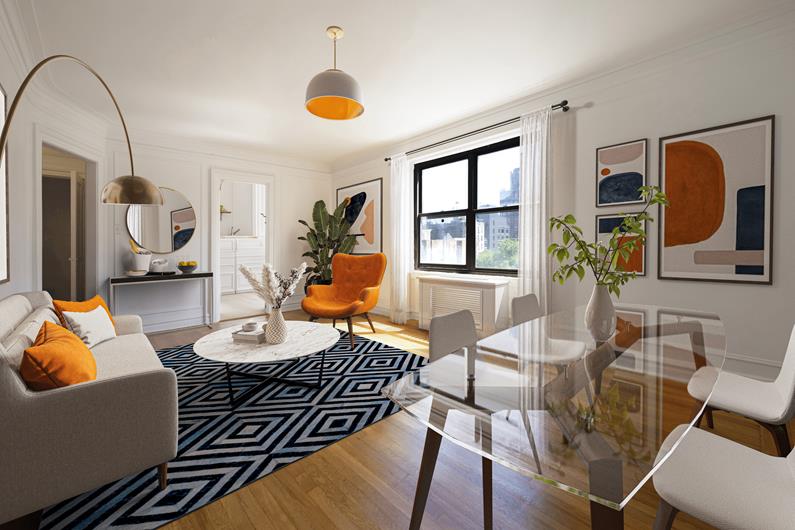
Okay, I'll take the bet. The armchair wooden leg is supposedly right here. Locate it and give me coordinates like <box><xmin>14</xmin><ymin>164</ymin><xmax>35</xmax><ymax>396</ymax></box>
<box><xmin>760</xmin><ymin>422</ymin><xmax>792</xmax><ymax>457</ymax></box>
<box><xmin>363</xmin><ymin>313</ymin><xmax>376</xmax><ymax>333</ymax></box>
<box><xmin>653</xmin><ymin>499</ymin><xmax>679</xmax><ymax>530</ymax></box>
<box><xmin>346</xmin><ymin>318</ymin><xmax>355</xmax><ymax>348</ymax></box>
<box><xmin>158</xmin><ymin>463</ymin><xmax>169</xmax><ymax>491</ymax></box>
<box><xmin>692</xmin><ymin>400</ymin><xmax>704</xmax><ymax>428</ymax></box>
<box><xmin>308</xmin><ymin>315</ymin><xmax>318</xmax><ymax>322</ymax></box>
<box><xmin>332</xmin><ymin>319</ymin><xmax>336</xmax><ymax>328</ymax></box>
<box><xmin>705</xmin><ymin>406</ymin><xmax>715</xmax><ymax>429</ymax></box>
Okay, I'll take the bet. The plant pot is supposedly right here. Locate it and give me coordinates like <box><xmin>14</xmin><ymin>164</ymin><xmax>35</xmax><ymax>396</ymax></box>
<box><xmin>265</xmin><ymin>308</ymin><xmax>288</xmax><ymax>344</ymax></box>
<box><xmin>584</xmin><ymin>284</ymin><xmax>616</xmax><ymax>341</ymax></box>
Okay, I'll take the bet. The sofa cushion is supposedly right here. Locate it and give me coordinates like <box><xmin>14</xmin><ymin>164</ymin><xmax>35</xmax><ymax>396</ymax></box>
<box><xmin>20</xmin><ymin>321</ymin><xmax>97</xmax><ymax>390</ymax></box>
<box><xmin>91</xmin><ymin>334</ymin><xmax>163</xmax><ymax>380</ymax></box>
<box><xmin>0</xmin><ymin>294</ymin><xmax>34</xmax><ymax>343</ymax></box>
<box><xmin>53</xmin><ymin>295</ymin><xmax>115</xmax><ymax>329</ymax></box>
<box><xmin>62</xmin><ymin>305</ymin><xmax>117</xmax><ymax>348</ymax></box>
<box><xmin>1</xmin><ymin>305</ymin><xmax>60</xmax><ymax>370</ymax></box>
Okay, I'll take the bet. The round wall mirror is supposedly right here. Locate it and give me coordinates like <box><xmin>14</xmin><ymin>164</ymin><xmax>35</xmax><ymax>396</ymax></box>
<box><xmin>126</xmin><ymin>187</ymin><xmax>196</xmax><ymax>254</ymax></box>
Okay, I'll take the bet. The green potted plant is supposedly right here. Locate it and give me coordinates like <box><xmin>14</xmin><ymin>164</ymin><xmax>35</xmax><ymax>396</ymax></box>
<box><xmin>298</xmin><ymin>200</ymin><xmax>357</xmax><ymax>289</ymax></box>
<box><xmin>547</xmin><ymin>186</ymin><xmax>668</xmax><ymax>340</ymax></box>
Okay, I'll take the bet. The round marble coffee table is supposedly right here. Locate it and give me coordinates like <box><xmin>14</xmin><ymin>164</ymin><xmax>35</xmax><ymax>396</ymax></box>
<box><xmin>194</xmin><ymin>320</ymin><xmax>340</xmax><ymax>408</ymax></box>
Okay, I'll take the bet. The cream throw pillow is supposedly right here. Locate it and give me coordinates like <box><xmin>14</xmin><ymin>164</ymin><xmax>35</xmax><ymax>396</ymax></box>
<box><xmin>62</xmin><ymin>305</ymin><xmax>117</xmax><ymax>348</ymax></box>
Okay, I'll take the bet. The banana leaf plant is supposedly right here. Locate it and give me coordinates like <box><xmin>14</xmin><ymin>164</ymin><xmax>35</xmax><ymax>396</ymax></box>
<box><xmin>298</xmin><ymin>199</ymin><xmax>357</xmax><ymax>287</ymax></box>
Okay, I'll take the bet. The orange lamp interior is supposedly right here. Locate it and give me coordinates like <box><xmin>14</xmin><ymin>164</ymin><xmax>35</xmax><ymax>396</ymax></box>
<box><xmin>306</xmin><ymin>96</ymin><xmax>364</xmax><ymax>120</ymax></box>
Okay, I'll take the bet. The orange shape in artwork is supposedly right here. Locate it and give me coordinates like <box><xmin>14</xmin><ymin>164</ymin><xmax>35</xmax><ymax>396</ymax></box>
<box><xmin>600</xmin><ymin>168</ymin><xmax>611</xmax><ymax>176</ymax></box>
<box><xmin>664</xmin><ymin>140</ymin><xmax>725</xmax><ymax>247</ymax></box>
<box><xmin>361</xmin><ymin>201</ymin><xmax>375</xmax><ymax>244</ymax></box>
<box><xmin>616</xmin><ymin>235</ymin><xmax>643</xmax><ymax>273</ymax></box>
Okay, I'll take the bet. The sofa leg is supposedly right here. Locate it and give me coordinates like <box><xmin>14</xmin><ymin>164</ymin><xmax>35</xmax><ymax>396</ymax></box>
<box><xmin>346</xmin><ymin>318</ymin><xmax>355</xmax><ymax>349</ymax></box>
<box><xmin>0</xmin><ymin>510</ymin><xmax>42</xmax><ymax>530</ymax></box>
<box><xmin>363</xmin><ymin>313</ymin><xmax>376</xmax><ymax>333</ymax></box>
<box><xmin>653</xmin><ymin>499</ymin><xmax>679</xmax><ymax>530</ymax></box>
<box><xmin>158</xmin><ymin>463</ymin><xmax>168</xmax><ymax>491</ymax></box>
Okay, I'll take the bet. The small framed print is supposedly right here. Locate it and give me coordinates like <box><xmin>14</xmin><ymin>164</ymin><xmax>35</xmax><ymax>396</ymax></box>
<box><xmin>335</xmin><ymin>178</ymin><xmax>383</xmax><ymax>254</ymax></box>
<box><xmin>595</xmin><ymin>213</ymin><xmax>646</xmax><ymax>276</ymax></box>
<box><xmin>596</xmin><ymin>139</ymin><xmax>647</xmax><ymax>207</ymax></box>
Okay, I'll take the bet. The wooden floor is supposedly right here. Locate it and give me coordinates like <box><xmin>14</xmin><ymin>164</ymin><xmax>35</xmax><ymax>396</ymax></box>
<box><xmin>149</xmin><ymin>312</ymin><xmax>793</xmax><ymax>530</ymax></box>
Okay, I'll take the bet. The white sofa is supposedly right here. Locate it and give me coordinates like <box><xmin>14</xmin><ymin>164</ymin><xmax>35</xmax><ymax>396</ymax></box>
<box><xmin>0</xmin><ymin>291</ymin><xmax>178</xmax><ymax>525</ymax></box>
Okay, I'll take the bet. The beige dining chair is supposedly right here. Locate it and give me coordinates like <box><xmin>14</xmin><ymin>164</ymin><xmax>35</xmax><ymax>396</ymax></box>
<box><xmin>687</xmin><ymin>323</ymin><xmax>795</xmax><ymax>456</ymax></box>
<box><xmin>653</xmin><ymin>424</ymin><xmax>795</xmax><ymax>529</ymax></box>
<box><xmin>511</xmin><ymin>293</ymin><xmax>542</xmax><ymax>325</ymax></box>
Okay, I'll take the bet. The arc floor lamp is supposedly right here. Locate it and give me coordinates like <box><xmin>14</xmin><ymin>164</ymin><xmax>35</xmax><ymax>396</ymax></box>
<box><xmin>0</xmin><ymin>54</ymin><xmax>163</xmax><ymax>205</ymax></box>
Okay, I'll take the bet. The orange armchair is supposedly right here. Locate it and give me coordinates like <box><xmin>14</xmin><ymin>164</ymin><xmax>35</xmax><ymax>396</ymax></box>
<box><xmin>301</xmin><ymin>253</ymin><xmax>387</xmax><ymax>348</ymax></box>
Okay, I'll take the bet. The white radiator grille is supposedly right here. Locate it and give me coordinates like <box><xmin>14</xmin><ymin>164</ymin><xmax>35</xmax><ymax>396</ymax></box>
<box><xmin>430</xmin><ymin>285</ymin><xmax>483</xmax><ymax>330</ymax></box>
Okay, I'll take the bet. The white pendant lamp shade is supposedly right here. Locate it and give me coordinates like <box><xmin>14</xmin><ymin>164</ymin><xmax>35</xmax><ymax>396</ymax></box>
<box><xmin>305</xmin><ymin>26</ymin><xmax>364</xmax><ymax>120</ymax></box>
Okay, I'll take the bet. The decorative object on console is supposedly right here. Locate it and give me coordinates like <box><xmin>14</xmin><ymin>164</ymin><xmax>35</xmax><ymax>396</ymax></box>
<box><xmin>336</xmin><ymin>178</ymin><xmax>383</xmax><ymax>254</ymax></box>
<box><xmin>548</xmin><ymin>186</ymin><xmax>668</xmax><ymax>339</ymax></box>
<box><xmin>149</xmin><ymin>258</ymin><xmax>170</xmax><ymax>273</ymax></box>
<box><xmin>0</xmin><ymin>55</ymin><xmax>164</xmax><ymax>285</ymax></box>
<box><xmin>298</xmin><ymin>200</ymin><xmax>357</xmax><ymax>287</ymax></box>
<box><xmin>239</xmin><ymin>262</ymin><xmax>306</xmax><ymax>344</ymax></box>
<box><xmin>596</xmin><ymin>139</ymin><xmax>647</xmax><ymax>207</ymax></box>
<box><xmin>126</xmin><ymin>187</ymin><xmax>196</xmax><ymax>254</ymax></box>
<box><xmin>659</xmin><ymin>115</ymin><xmax>774</xmax><ymax>284</ymax></box>
<box><xmin>178</xmin><ymin>261</ymin><xmax>198</xmax><ymax>274</ymax></box>
<box><xmin>305</xmin><ymin>26</ymin><xmax>364</xmax><ymax>120</ymax></box>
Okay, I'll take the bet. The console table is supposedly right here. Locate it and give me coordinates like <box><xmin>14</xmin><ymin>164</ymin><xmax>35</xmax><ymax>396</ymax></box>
<box><xmin>108</xmin><ymin>272</ymin><xmax>214</xmax><ymax>328</ymax></box>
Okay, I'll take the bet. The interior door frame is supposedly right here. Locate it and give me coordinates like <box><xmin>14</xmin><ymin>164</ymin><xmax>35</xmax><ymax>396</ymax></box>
<box><xmin>209</xmin><ymin>168</ymin><xmax>275</xmax><ymax>323</ymax></box>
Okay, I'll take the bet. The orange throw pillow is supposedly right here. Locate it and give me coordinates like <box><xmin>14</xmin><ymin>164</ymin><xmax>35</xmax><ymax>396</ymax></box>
<box><xmin>20</xmin><ymin>321</ymin><xmax>97</xmax><ymax>391</ymax></box>
<box><xmin>53</xmin><ymin>295</ymin><xmax>115</xmax><ymax>329</ymax></box>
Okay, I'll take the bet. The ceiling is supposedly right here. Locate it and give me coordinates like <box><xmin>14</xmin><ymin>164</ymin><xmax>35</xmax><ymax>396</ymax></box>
<box><xmin>17</xmin><ymin>0</ymin><xmax>789</xmax><ymax>165</ymax></box>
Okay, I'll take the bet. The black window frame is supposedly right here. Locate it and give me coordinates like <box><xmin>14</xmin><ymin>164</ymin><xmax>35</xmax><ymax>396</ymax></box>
<box><xmin>414</xmin><ymin>136</ymin><xmax>520</xmax><ymax>276</ymax></box>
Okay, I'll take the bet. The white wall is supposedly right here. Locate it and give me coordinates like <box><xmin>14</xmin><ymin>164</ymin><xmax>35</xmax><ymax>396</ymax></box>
<box><xmin>108</xmin><ymin>137</ymin><xmax>331</xmax><ymax>331</ymax></box>
<box><xmin>332</xmin><ymin>14</ymin><xmax>795</xmax><ymax>377</ymax></box>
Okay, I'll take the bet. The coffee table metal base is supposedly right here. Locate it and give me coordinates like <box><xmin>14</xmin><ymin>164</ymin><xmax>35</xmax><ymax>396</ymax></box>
<box><xmin>223</xmin><ymin>349</ymin><xmax>327</xmax><ymax>409</ymax></box>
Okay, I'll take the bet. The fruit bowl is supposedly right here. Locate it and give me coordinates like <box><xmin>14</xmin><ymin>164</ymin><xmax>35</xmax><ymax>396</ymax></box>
<box><xmin>178</xmin><ymin>262</ymin><xmax>198</xmax><ymax>274</ymax></box>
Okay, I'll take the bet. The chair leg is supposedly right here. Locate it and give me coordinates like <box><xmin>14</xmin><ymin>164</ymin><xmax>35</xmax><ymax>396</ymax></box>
<box><xmin>158</xmin><ymin>463</ymin><xmax>168</xmax><ymax>491</ymax></box>
<box><xmin>346</xmin><ymin>318</ymin><xmax>355</xmax><ymax>348</ymax></box>
<box><xmin>705</xmin><ymin>406</ymin><xmax>715</xmax><ymax>429</ymax></box>
<box><xmin>363</xmin><ymin>312</ymin><xmax>376</xmax><ymax>333</ymax></box>
<box><xmin>692</xmin><ymin>400</ymin><xmax>704</xmax><ymax>428</ymax></box>
<box><xmin>308</xmin><ymin>315</ymin><xmax>318</xmax><ymax>322</ymax></box>
<box><xmin>332</xmin><ymin>319</ymin><xmax>336</xmax><ymax>328</ymax></box>
<box><xmin>653</xmin><ymin>499</ymin><xmax>679</xmax><ymax>530</ymax></box>
<box><xmin>760</xmin><ymin>422</ymin><xmax>792</xmax><ymax>457</ymax></box>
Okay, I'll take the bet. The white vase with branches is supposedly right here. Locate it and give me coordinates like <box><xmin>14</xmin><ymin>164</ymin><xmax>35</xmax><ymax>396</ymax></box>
<box><xmin>240</xmin><ymin>262</ymin><xmax>306</xmax><ymax>344</ymax></box>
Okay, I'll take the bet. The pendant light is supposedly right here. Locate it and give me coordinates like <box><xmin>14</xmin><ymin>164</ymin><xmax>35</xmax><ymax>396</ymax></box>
<box><xmin>305</xmin><ymin>26</ymin><xmax>364</xmax><ymax>120</ymax></box>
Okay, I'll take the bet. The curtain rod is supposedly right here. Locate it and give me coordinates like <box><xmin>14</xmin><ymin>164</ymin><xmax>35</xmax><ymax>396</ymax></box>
<box><xmin>384</xmin><ymin>99</ymin><xmax>568</xmax><ymax>162</ymax></box>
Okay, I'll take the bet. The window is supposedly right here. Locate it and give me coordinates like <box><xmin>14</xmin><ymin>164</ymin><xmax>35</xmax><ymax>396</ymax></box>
<box><xmin>415</xmin><ymin>137</ymin><xmax>519</xmax><ymax>275</ymax></box>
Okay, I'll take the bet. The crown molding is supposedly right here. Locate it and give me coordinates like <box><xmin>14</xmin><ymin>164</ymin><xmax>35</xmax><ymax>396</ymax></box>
<box><xmin>331</xmin><ymin>3</ymin><xmax>795</xmax><ymax>172</ymax></box>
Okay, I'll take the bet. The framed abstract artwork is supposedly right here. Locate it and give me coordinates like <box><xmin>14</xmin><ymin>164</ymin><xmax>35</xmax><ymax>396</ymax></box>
<box><xmin>336</xmin><ymin>178</ymin><xmax>383</xmax><ymax>254</ymax></box>
<box><xmin>595</xmin><ymin>213</ymin><xmax>646</xmax><ymax>276</ymax></box>
<box><xmin>0</xmin><ymin>82</ymin><xmax>7</xmax><ymax>284</ymax></box>
<box><xmin>658</xmin><ymin>116</ymin><xmax>774</xmax><ymax>284</ymax></box>
<box><xmin>596</xmin><ymin>139</ymin><xmax>647</xmax><ymax>207</ymax></box>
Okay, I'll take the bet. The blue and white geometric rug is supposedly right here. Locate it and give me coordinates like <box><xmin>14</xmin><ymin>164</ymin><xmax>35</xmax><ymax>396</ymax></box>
<box><xmin>41</xmin><ymin>332</ymin><xmax>424</xmax><ymax>529</ymax></box>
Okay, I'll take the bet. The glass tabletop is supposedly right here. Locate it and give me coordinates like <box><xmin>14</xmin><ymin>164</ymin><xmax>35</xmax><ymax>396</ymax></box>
<box><xmin>382</xmin><ymin>304</ymin><xmax>726</xmax><ymax>510</ymax></box>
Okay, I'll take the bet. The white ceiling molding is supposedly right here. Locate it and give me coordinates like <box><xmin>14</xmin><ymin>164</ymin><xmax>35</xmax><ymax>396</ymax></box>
<box><xmin>13</xmin><ymin>0</ymin><xmax>795</xmax><ymax>167</ymax></box>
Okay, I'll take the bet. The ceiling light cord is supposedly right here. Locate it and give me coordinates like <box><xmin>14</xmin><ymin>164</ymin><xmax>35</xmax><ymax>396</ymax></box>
<box><xmin>333</xmin><ymin>37</ymin><xmax>337</xmax><ymax>69</ymax></box>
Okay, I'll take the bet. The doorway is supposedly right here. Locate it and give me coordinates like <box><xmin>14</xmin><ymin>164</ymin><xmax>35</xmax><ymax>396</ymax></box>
<box><xmin>41</xmin><ymin>145</ymin><xmax>88</xmax><ymax>301</ymax></box>
<box><xmin>218</xmin><ymin>179</ymin><xmax>270</xmax><ymax>321</ymax></box>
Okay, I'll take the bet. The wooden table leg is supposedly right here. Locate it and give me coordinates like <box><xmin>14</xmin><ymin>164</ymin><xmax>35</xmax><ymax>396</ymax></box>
<box><xmin>588</xmin><ymin>457</ymin><xmax>624</xmax><ymax>529</ymax></box>
<box><xmin>477</xmin><ymin>416</ymin><xmax>493</xmax><ymax>530</ymax></box>
<box><xmin>590</xmin><ymin>501</ymin><xmax>624</xmax><ymax>529</ymax></box>
<box><xmin>410</xmin><ymin>427</ymin><xmax>443</xmax><ymax>530</ymax></box>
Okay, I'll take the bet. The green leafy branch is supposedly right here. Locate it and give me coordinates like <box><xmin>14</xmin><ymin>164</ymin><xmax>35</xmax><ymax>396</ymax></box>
<box><xmin>547</xmin><ymin>186</ymin><xmax>668</xmax><ymax>297</ymax></box>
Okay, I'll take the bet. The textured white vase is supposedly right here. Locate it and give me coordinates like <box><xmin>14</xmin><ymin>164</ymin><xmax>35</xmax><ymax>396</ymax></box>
<box><xmin>266</xmin><ymin>308</ymin><xmax>288</xmax><ymax>344</ymax></box>
<box><xmin>584</xmin><ymin>284</ymin><xmax>616</xmax><ymax>341</ymax></box>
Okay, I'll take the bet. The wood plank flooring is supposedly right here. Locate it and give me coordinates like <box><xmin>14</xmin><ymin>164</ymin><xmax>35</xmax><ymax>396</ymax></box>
<box><xmin>148</xmin><ymin>312</ymin><xmax>793</xmax><ymax>530</ymax></box>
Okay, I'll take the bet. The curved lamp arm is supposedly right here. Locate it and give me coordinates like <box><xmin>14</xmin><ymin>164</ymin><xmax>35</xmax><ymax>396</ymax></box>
<box><xmin>0</xmin><ymin>54</ymin><xmax>162</xmax><ymax>205</ymax></box>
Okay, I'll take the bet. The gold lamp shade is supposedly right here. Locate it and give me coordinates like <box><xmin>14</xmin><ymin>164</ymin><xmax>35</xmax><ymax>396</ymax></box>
<box><xmin>305</xmin><ymin>26</ymin><xmax>364</xmax><ymax>120</ymax></box>
<box><xmin>101</xmin><ymin>175</ymin><xmax>164</xmax><ymax>205</ymax></box>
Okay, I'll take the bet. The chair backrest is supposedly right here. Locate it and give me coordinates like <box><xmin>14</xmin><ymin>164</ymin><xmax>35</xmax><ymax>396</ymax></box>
<box><xmin>774</xmin><ymin>323</ymin><xmax>795</xmax><ymax>421</ymax></box>
<box><xmin>331</xmin><ymin>253</ymin><xmax>387</xmax><ymax>300</ymax></box>
<box><xmin>512</xmin><ymin>294</ymin><xmax>542</xmax><ymax>325</ymax></box>
<box><xmin>429</xmin><ymin>310</ymin><xmax>478</xmax><ymax>363</ymax></box>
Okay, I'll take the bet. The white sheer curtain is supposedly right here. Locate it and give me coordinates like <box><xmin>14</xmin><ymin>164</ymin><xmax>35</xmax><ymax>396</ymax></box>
<box><xmin>518</xmin><ymin>108</ymin><xmax>551</xmax><ymax>313</ymax></box>
<box><xmin>389</xmin><ymin>153</ymin><xmax>413</xmax><ymax>324</ymax></box>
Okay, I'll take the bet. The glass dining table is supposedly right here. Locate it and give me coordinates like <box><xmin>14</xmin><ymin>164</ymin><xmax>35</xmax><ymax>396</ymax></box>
<box><xmin>382</xmin><ymin>304</ymin><xmax>727</xmax><ymax>529</ymax></box>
